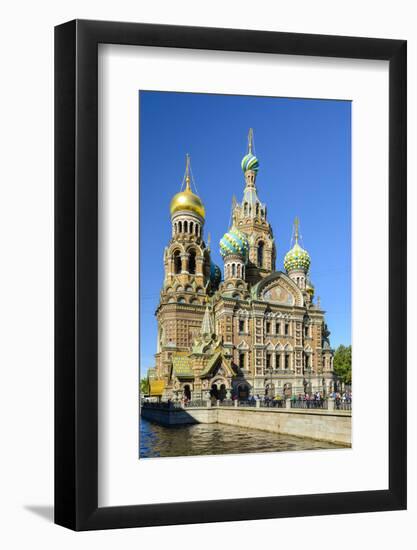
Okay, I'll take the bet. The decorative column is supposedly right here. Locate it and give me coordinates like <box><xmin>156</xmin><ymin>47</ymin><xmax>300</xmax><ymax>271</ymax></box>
<box><xmin>180</xmin><ymin>253</ymin><xmax>188</xmax><ymax>273</ymax></box>
<box><xmin>196</xmin><ymin>255</ymin><xmax>204</xmax><ymax>276</ymax></box>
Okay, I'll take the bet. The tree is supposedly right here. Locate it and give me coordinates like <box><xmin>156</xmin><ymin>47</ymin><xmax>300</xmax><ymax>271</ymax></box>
<box><xmin>140</xmin><ymin>377</ymin><xmax>149</xmax><ymax>395</ymax></box>
<box><xmin>333</xmin><ymin>345</ymin><xmax>352</xmax><ymax>384</ymax></box>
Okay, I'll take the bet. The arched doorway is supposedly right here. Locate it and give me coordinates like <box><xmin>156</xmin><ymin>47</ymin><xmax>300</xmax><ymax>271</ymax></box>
<box><xmin>210</xmin><ymin>384</ymin><xmax>219</xmax><ymax>400</ymax></box>
<box><xmin>237</xmin><ymin>384</ymin><xmax>249</xmax><ymax>400</ymax></box>
<box><xmin>219</xmin><ymin>384</ymin><xmax>227</xmax><ymax>401</ymax></box>
<box><xmin>183</xmin><ymin>385</ymin><xmax>191</xmax><ymax>401</ymax></box>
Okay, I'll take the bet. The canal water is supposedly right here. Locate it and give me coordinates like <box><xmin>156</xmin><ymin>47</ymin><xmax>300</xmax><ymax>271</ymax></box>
<box><xmin>139</xmin><ymin>418</ymin><xmax>343</xmax><ymax>458</ymax></box>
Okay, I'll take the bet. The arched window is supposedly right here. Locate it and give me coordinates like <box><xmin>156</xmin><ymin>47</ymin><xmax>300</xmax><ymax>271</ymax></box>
<box><xmin>244</xmin><ymin>202</ymin><xmax>248</xmax><ymax>217</ymax></box>
<box><xmin>266</xmin><ymin>352</ymin><xmax>272</xmax><ymax>370</ymax></box>
<box><xmin>173</xmin><ymin>250</ymin><xmax>181</xmax><ymax>274</ymax></box>
<box><xmin>232</xmin><ymin>263</ymin><xmax>236</xmax><ymax>277</ymax></box>
<box><xmin>189</xmin><ymin>221</ymin><xmax>194</xmax><ymax>234</ymax></box>
<box><xmin>256</xmin><ymin>203</ymin><xmax>259</xmax><ymax>217</ymax></box>
<box><xmin>188</xmin><ymin>250</ymin><xmax>196</xmax><ymax>274</ymax></box>
<box><xmin>178</xmin><ymin>221</ymin><xmax>182</xmax><ymax>233</ymax></box>
<box><xmin>285</xmin><ymin>354</ymin><xmax>290</xmax><ymax>369</ymax></box>
<box><xmin>237</xmin><ymin>264</ymin><xmax>241</xmax><ymax>278</ymax></box>
<box><xmin>184</xmin><ymin>220</ymin><xmax>188</xmax><ymax>233</ymax></box>
<box><xmin>174</xmin><ymin>222</ymin><xmax>177</xmax><ymax>234</ymax></box>
<box><xmin>257</xmin><ymin>241</ymin><xmax>264</xmax><ymax>267</ymax></box>
<box><xmin>195</xmin><ymin>223</ymin><xmax>198</xmax><ymax>236</ymax></box>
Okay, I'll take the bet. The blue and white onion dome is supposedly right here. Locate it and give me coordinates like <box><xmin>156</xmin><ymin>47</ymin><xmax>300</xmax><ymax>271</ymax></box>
<box><xmin>210</xmin><ymin>261</ymin><xmax>222</xmax><ymax>286</ymax></box>
<box><xmin>241</xmin><ymin>152</ymin><xmax>259</xmax><ymax>173</ymax></box>
<box><xmin>219</xmin><ymin>227</ymin><xmax>249</xmax><ymax>260</ymax></box>
<box><xmin>284</xmin><ymin>242</ymin><xmax>311</xmax><ymax>273</ymax></box>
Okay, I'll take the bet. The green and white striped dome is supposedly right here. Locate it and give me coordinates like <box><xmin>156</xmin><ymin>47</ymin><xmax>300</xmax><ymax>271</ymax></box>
<box><xmin>241</xmin><ymin>152</ymin><xmax>259</xmax><ymax>173</ymax></box>
<box><xmin>284</xmin><ymin>242</ymin><xmax>311</xmax><ymax>273</ymax></box>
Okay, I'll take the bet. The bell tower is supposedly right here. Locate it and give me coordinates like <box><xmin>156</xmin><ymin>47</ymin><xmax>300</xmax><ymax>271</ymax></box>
<box><xmin>164</xmin><ymin>154</ymin><xmax>210</xmax><ymax>291</ymax></box>
<box><xmin>232</xmin><ymin>129</ymin><xmax>276</xmax><ymax>285</ymax></box>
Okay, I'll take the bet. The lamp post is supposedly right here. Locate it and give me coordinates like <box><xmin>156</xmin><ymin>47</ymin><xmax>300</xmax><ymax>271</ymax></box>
<box><xmin>265</xmin><ymin>366</ymin><xmax>274</xmax><ymax>401</ymax></box>
<box><xmin>303</xmin><ymin>363</ymin><xmax>312</xmax><ymax>396</ymax></box>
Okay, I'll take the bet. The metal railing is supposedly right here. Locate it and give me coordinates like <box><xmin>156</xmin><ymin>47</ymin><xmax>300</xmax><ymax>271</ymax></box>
<box><xmin>218</xmin><ymin>399</ymin><xmax>234</xmax><ymax>407</ymax></box>
<box><xmin>142</xmin><ymin>398</ymin><xmax>350</xmax><ymax>412</ymax></box>
<box><xmin>259</xmin><ymin>400</ymin><xmax>285</xmax><ymax>408</ymax></box>
<box><xmin>184</xmin><ymin>399</ymin><xmax>208</xmax><ymax>408</ymax></box>
<box><xmin>335</xmin><ymin>401</ymin><xmax>352</xmax><ymax>411</ymax></box>
<box><xmin>238</xmin><ymin>400</ymin><xmax>256</xmax><ymax>407</ymax></box>
<box><xmin>141</xmin><ymin>401</ymin><xmax>181</xmax><ymax>409</ymax></box>
<box><xmin>291</xmin><ymin>399</ymin><xmax>328</xmax><ymax>410</ymax></box>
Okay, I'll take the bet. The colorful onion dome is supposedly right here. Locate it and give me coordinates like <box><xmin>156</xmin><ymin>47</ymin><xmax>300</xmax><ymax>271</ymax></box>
<box><xmin>210</xmin><ymin>261</ymin><xmax>221</xmax><ymax>287</ymax></box>
<box><xmin>241</xmin><ymin>152</ymin><xmax>259</xmax><ymax>173</ymax></box>
<box><xmin>284</xmin><ymin>242</ymin><xmax>311</xmax><ymax>273</ymax></box>
<box><xmin>220</xmin><ymin>227</ymin><xmax>249</xmax><ymax>260</ymax></box>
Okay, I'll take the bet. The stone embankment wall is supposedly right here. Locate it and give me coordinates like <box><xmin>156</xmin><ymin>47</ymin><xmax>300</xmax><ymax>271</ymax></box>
<box><xmin>141</xmin><ymin>406</ymin><xmax>351</xmax><ymax>446</ymax></box>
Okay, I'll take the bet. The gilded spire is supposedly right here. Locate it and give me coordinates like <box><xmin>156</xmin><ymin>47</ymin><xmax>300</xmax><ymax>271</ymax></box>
<box><xmin>294</xmin><ymin>216</ymin><xmax>300</xmax><ymax>244</ymax></box>
<box><xmin>248</xmin><ymin>128</ymin><xmax>254</xmax><ymax>154</ymax></box>
<box><xmin>185</xmin><ymin>153</ymin><xmax>191</xmax><ymax>191</ymax></box>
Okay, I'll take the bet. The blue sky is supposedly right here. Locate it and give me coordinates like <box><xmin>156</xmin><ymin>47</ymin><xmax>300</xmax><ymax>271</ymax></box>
<box><xmin>139</xmin><ymin>91</ymin><xmax>351</xmax><ymax>375</ymax></box>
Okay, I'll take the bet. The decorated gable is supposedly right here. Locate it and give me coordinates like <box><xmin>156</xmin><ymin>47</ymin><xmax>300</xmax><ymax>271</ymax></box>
<box><xmin>256</xmin><ymin>272</ymin><xmax>303</xmax><ymax>307</ymax></box>
<box><xmin>262</xmin><ymin>284</ymin><xmax>294</xmax><ymax>305</ymax></box>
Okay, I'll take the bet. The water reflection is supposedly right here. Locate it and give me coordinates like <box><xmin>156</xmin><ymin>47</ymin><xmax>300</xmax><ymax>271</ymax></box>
<box><xmin>139</xmin><ymin>418</ymin><xmax>343</xmax><ymax>458</ymax></box>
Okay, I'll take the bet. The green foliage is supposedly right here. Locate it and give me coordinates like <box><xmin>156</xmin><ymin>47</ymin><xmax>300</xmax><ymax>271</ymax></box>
<box><xmin>140</xmin><ymin>377</ymin><xmax>149</xmax><ymax>395</ymax></box>
<box><xmin>333</xmin><ymin>345</ymin><xmax>352</xmax><ymax>384</ymax></box>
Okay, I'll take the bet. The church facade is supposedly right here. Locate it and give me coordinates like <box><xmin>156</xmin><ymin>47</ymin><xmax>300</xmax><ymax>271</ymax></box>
<box><xmin>147</xmin><ymin>131</ymin><xmax>338</xmax><ymax>401</ymax></box>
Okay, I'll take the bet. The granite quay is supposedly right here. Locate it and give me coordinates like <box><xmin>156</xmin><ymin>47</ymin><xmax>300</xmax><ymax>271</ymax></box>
<box><xmin>141</xmin><ymin>399</ymin><xmax>351</xmax><ymax>446</ymax></box>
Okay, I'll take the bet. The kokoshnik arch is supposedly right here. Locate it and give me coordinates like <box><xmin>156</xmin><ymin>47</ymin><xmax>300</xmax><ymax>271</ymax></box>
<box><xmin>146</xmin><ymin>130</ymin><xmax>339</xmax><ymax>401</ymax></box>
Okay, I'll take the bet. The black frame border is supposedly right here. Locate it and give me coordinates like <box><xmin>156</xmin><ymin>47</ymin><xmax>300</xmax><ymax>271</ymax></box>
<box><xmin>55</xmin><ymin>19</ymin><xmax>407</xmax><ymax>531</ymax></box>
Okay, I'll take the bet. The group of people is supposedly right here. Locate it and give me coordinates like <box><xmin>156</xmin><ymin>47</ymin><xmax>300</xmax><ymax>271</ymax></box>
<box><xmin>295</xmin><ymin>391</ymin><xmax>325</xmax><ymax>402</ymax></box>
<box><xmin>330</xmin><ymin>390</ymin><xmax>352</xmax><ymax>408</ymax></box>
<box><xmin>179</xmin><ymin>389</ymin><xmax>352</xmax><ymax>407</ymax></box>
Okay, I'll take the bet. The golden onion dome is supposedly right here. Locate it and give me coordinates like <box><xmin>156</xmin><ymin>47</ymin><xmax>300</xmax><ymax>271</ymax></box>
<box><xmin>170</xmin><ymin>188</ymin><xmax>205</xmax><ymax>220</ymax></box>
<box><xmin>170</xmin><ymin>155</ymin><xmax>205</xmax><ymax>220</ymax></box>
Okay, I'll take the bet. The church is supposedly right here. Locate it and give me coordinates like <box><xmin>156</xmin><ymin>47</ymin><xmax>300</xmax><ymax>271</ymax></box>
<box><xmin>147</xmin><ymin>130</ymin><xmax>338</xmax><ymax>402</ymax></box>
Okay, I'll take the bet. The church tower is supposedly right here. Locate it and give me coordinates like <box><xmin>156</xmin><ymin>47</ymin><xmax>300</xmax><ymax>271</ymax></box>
<box><xmin>155</xmin><ymin>156</ymin><xmax>221</xmax><ymax>389</ymax></box>
<box><xmin>164</xmin><ymin>154</ymin><xmax>209</xmax><ymax>290</ymax></box>
<box><xmin>232</xmin><ymin>129</ymin><xmax>276</xmax><ymax>285</ymax></box>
